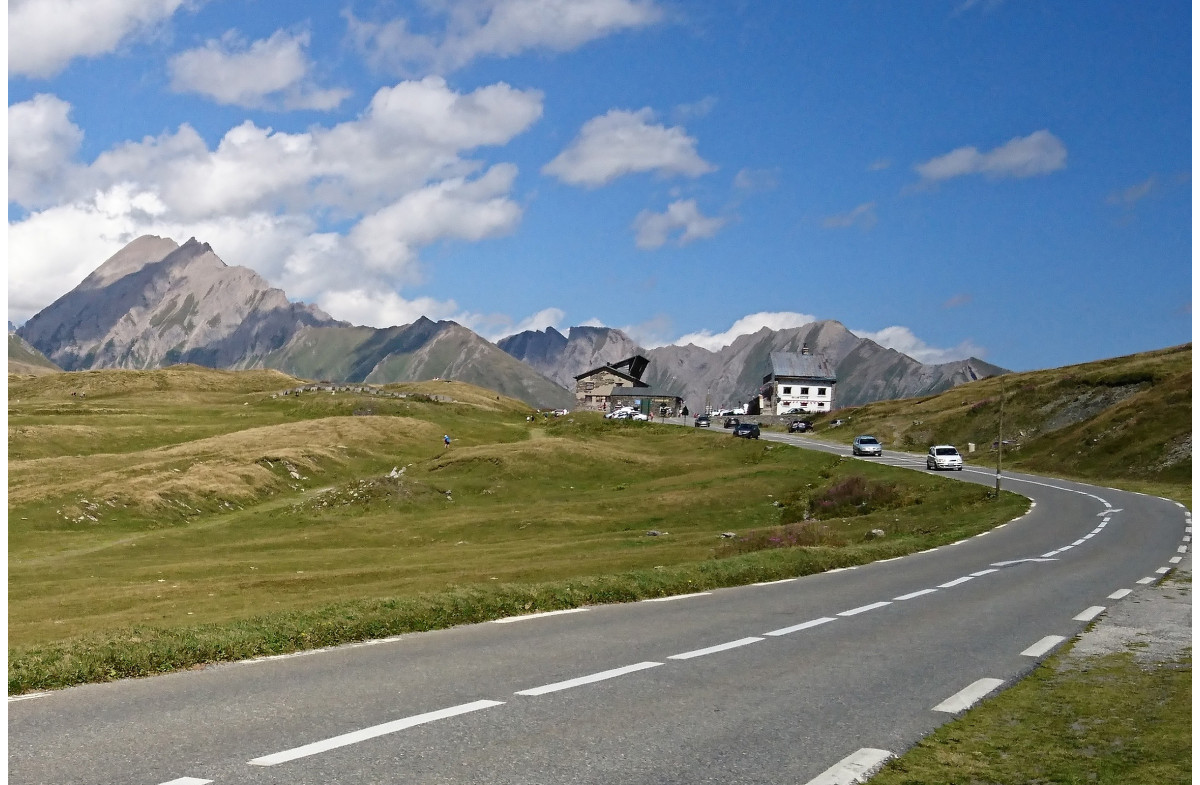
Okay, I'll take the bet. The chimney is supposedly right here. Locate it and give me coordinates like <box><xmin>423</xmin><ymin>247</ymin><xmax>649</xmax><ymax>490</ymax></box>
<box><xmin>801</xmin><ymin>343</ymin><xmax>811</xmax><ymax>355</ymax></box>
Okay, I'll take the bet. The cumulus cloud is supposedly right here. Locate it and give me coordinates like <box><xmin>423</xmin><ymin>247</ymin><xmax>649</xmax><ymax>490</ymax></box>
<box><xmin>10</xmin><ymin>0</ymin><xmax>188</xmax><ymax>78</ymax></box>
<box><xmin>733</xmin><ymin>167</ymin><xmax>779</xmax><ymax>192</ymax></box>
<box><xmin>474</xmin><ymin>307</ymin><xmax>567</xmax><ymax>342</ymax></box>
<box><xmin>543</xmin><ymin>108</ymin><xmax>715</xmax><ymax>187</ymax></box>
<box><xmin>8</xmin><ymin>94</ymin><xmax>85</xmax><ymax>207</ymax></box>
<box><xmin>168</xmin><ymin>30</ymin><xmax>351</xmax><ymax>110</ymax></box>
<box><xmin>675</xmin><ymin>312</ymin><xmax>820</xmax><ymax>351</ymax></box>
<box><xmin>854</xmin><ymin>325</ymin><xmax>985</xmax><ymax>364</ymax></box>
<box><xmin>348</xmin><ymin>0</ymin><xmax>663</xmax><ymax>76</ymax></box>
<box><xmin>633</xmin><ymin>199</ymin><xmax>726</xmax><ymax>249</ymax></box>
<box><xmin>915</xmin><ymin>130</ymin><xmax>1067</xmax><ymax>182</ymax></box>
<box><xmin>7</xmin><ymin>80</ymin><xmax>543</xmax><ymax>324</ymax></box>
<box><xmin>822</xmin><ymin>202</ymin><xmax>877</xmax><ymax>230</ymax></box>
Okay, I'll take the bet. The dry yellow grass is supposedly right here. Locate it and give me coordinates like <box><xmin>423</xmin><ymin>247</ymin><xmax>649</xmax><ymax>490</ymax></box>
<box><xmin>9</xmin><ymin>415</ymin><xmax>440</xmax><ymax>510</ymax></box>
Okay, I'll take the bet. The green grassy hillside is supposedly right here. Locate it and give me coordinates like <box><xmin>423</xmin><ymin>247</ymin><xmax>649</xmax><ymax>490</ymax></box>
<box><xmin>807</xmin><ymin>344</ymin><xmax>1191</xmax><ymax>499</ymax></box>
<box><xmin>9</xmin><ymin>364</ymin><xmax>1026</xmax><ymax>691</ymax></box>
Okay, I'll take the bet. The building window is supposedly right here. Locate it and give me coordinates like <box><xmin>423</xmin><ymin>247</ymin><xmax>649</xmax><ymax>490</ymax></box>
<box><xmin>818</xmin><ymin>402</ymin><xmax>825</xmax><ymax>407</ymax></box>
<box><xmin>800</xmin><ymin>387</ymin><xmax>810</xmax><ymax>395</ymax></box>
<box><xmin>782</xmin><ymin>386</ymin><xmax>792</xmax><ymax>394</ymax></box>
<box><xmin>585</xmin><ymin>382</ymin><xmax>594</xmax><ymax>392</ymax></box>
<box><xmin>817</xmin><ymin>387</ymin><xmax>826</xmax><ymax>396</ymax></box>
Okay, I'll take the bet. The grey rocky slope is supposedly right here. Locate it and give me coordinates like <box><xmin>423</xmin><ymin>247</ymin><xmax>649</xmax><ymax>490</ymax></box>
<box><xmin>20</xmin><ymin>236</ymin><xmax>343</xmax><ymax>371</ymax></box>
<box><xmin>499</xmin><ymin>322</ymin><xmax>1007</xmax><ymax>410</ymax></box>
<box><xmin>17</xmin><ymin>235</ymin><xmax>573</xmax><ymax>408</ymax></box>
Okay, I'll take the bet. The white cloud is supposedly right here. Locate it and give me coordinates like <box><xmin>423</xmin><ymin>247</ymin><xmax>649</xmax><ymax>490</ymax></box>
<box><xmin>733</xmin><ymin>168</ymin><xmax>779</xmax><ymax>192</ymax></box>
<box><xmin>7</xmin><ymin>80</ymin><xmax>543</xmax><ymax>326</ymax></box>
<box><xmin>7</xmin><ymin>94</ymin><xmax>85</xmax><ymax>207</ymax></box>
<box><xmin>633</xmin><ymin>199</ymin><xmax>726</xmax><ymax>249</ymax></box>
<box><xmin>318</xmin><ymin>289</ymin><xmax>462</xmax><ymax>329</ymax></box>
<box><xmin>348</xmin><ymin>0</ymin><xmax>663</xmax><ymax>76</ymax></box>
<box><xmin>822</xmin><ymin>201</ymin><xmax>877</xmax><ymax>230</ymax></box>
<box><xmin>915</xmin><ymin>130</ymin><xmax>1067</xmax><ymax>181</ymax></box>
<box><xmin>543</xmin><ymin>108</ymin><xmax>715</xmax><ymax>188</ymax></box>
<box><xmin>9</xmin><ymin>0</ymin><xmax>188</xmax><ymax>78</ymax></box>
<box><xmin>168</xmin><ymin>30</ymin><xmax>350</xmax><ymax>110</ymax></box>
<box><xmin>675</xmin><ymin>312</ymin><xmax>820</xmax><ymax>351</ymax></box>
<box><xmin>854</xmin><ymin>325</ymin><xmax>985</xmax><ymax>364</ymax></box>
<box><xmin>1107</xmin><ymin>176</ymin><xmax>1156</xmax><ymax>206</ymax></box>
<box><xmin>472</xmin><ymin>307</ymin><xmax>567</xmax><ymax>343</ymax></box>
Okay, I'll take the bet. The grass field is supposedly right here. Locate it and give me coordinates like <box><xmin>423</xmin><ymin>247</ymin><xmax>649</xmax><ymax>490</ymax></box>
<box><xmin>9</xmin><ymin>365</ymin><xmax>1029</xmax><ymax>691</ymax></box>
<box><xmin>796</xmin><ymin>344</ymin><xmax>1192</xmax><ymax>504</ymax></box>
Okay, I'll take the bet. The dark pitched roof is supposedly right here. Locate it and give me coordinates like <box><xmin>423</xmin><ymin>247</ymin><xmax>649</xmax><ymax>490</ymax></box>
<box><xmin>768</xmin><ymin>351</ymin><xmax>836</xmax><ymax>381</ymax></box>
<box><xmin>574</xmin><ymin>365</ymin><xmax>646</xmax><ymax>385</ymax></box>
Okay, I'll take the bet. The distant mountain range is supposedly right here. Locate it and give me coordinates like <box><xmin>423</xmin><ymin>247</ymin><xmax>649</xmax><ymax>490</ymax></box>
<box><xmin>498</xmin><ymin>323</ymin><xmax>1006</xmax><ymax>411</ymax></box>
<box><xmin>12</xmin><ymin>235</ymin><xmax>1006</xmax><ymax>408</ymax></box>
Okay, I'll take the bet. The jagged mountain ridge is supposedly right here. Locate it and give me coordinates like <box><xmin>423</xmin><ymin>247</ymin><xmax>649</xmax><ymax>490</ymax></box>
<box><xmin>498</xmin><ymin>322</ymin><xmax>1007</xmax><ymax>410</ymax></box>
<box><xmin>20</xmin><ymin>236</ymin><xmax>344</xmax><ymax>371</ymax></box>
<box><xmin>16</xmin><ymin>235</ymin><xmax>574</xmax><ymax>408</ymax></box>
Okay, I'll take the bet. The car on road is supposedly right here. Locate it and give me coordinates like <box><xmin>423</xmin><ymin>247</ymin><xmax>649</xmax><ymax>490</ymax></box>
<box><xmin>927</xmin><ymin>445</ymin><xmax>964</xmax><ymax>471</ymax></box>
<box><xmin>788</xmin><ymin>419</ymin><xmax>813</xmax><ymax>433</ymax></box>
<box><xmin>732</xmin><ymin>422</ymin><xmax>761</xmax><ymax>439</ymax></box>
<box><xmin>723</xmin><ymin>417</ymin><xmax>739</xmax><ymax>428</ymax></box>
<box><xmin>695</xmin><ymin>414</ymin><xmax>711</xmax><ymax>427</ymax></box>
<box><xmin>852</xmin><ymin>435</ymin><xmax>883</xmax><ymax>456</ymax></box>
<box><xmin>784</xmin><ymin>408</ymin><xmax>804</xmax><ymax>415</ymax></box>
<box><xmin>630</xmin><ymin>412</ymin><xmax>649</xmax><ymax>421</ymax></box>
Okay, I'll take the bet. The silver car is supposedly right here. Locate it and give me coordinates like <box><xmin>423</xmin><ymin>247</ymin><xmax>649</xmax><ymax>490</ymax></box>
<box><xmin>852</xmin><ymin>435</ymin><xmax>882</xmax><ymax>456</ymax></box>
<box><xmin>926</xmin><ymin>445</ymin><xmax>963</xmax><ymax>471</ymax></box>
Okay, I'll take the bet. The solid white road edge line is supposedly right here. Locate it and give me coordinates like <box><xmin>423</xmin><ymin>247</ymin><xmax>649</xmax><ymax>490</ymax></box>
<box><xmin>8</xmin><ymin>692</ymin><xmax>50</xmax><ymax>703</ymax></box>
<box><xmin>1074</xmin><ymin>606</ymin><xmax>1106</xmax><ymax>622</ymax></box>
<box><xmin>804</xmin><ymin>747</ymin><xmax>895</xmax><ymax>785</ymax></box>
<box><xmin>642</xmin><ymin>592</ymin><xmax>711</xmax><ymax>603</ymax></box>
<box><xmin>764</xmin><ymin>616</ymin><xmax>838</xmax><ymax>637</ymax></box>
<box><xmin>158</xmin><ymin>778</ymin><xmax>213</xmax><ymax>785</ymax></box>
<box><xmin>1021</xmin><ymin>635</ymin><xmax>1066</xmax><ymax>657</ymax></box>
<box><xmin>752</xmin><ymin>577</ymin><xmax>798</xmax><ymax>585</ymax></box>
<box><xmin>249</xmin><ymin>700</ymin><xmax>505</xmax><ymax>766</ymax></box>
<box><xmin>492</xmin><ymin>608</ymin><xmax>588</xmax><ymax>623</ymax></box>
<box><xmin>669</xmin><ymin>637</ymin><xmax>764</xmax><ymax>660</ymax></box>
<box><xmin>1108</xmin><ymin>588</ymin><xmax>1132</xmax><ymax>600</ymax></box>
<box><xmin>932</xmin><ymin>678</ymin><xmax>1005</xmax><ymax>713</ymax></box>
<box><xmin>515</xmin><ymin>662</ymin><xmax>662</xmax><ymax>696</ymax></box>
<box><xmin>838</xmin><ymin>601</ymin><xmax>892</xmax><ymax>617</ymax></box>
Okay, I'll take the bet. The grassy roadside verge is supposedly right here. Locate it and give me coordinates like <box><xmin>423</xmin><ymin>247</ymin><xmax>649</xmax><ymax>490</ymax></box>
<box><xmin>870</xmin><ymin>571</ymin><xmax>1192</xmax><ymax>785</ymax></box>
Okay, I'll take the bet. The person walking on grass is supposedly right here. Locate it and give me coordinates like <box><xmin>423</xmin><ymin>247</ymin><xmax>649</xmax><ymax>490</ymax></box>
<box><xmin>443</xmin><ymin>434</ymin><xmax>451</xmax><ymax>448</ymax></box>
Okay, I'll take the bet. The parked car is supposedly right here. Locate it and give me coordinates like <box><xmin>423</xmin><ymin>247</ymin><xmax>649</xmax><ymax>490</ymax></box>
<box><xmin>852</xmin><ymin>435</ymin><xmax>883</xmax><ymax>456</ymax></box>
<box><xmin>788</xmin><ymin>419</ymin><xmax>812</xmax><ymax>433</ymax></box>
<box><xmin>695</xmin><ymin>414</ymin><xmax>711</xmax><ymax>427</ymax></box>
<box><xmin>723</xmin><ymin>417</ymin><xmax>739</xmax><ymax>428</ymax></box>
<box><xmin>630</xmin><ymin>412</ymin><xmax>649</xmax><ymax>421</ymax></box>
<box><xmin>830</xmin><ymin>418</ymin><xmax>847</xmax><ymax>427</ymax></box>
<box><xmin>605</xmin><ymin>407</ymin><xmax>636</xmax><ymax>419</ymax></box>
<box><xmin>732</xmin><ymin>422</ymin><xmax>760</xmax><ymax>439</ymax></box>
<box><xmin>927</xmin><ymin>445</ymin><xmax>964</xmax><ymax>471</ymax></box>
<box><xmin>784</xmin><ymin>408</ymin><xmax>804</xmax><ymax>415</ymax></box>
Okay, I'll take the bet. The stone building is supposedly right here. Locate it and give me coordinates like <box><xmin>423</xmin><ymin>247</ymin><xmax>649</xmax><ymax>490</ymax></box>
<box><xmin>574</xmin><ymin>355</ymin><xmax>681</xmax><ymax>414</ymax></box>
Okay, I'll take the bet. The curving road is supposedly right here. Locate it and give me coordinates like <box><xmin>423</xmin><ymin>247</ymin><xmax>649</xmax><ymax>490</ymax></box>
<box><xmin>8</xmin><ymin>431</ymin><xmax>1191</xmax><ymax>785</ymax></box>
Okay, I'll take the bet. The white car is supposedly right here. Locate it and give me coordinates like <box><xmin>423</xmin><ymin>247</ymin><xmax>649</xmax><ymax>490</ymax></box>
<box><xmin>630</xmin><ymin>412</ymin><xmax>649</xmax><ymax>421</ymax></box>
<box><xmin>927</xmin><ymin>445</ymin><xmax>964</xmax><ymax>471</ymax></box>
<box><xmin>605</xmin><ymin>407</ymin><xmax>636</xmax><ymax>419</ymax></box>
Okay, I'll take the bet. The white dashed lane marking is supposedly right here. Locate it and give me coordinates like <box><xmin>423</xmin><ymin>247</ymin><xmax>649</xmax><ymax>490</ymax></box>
<box><xmin>515</xmin><ymin>662</ymin><xmax>662</xmax><ymax>696</ymax></box>
<box><xmin>668</xmin><ymin>637</ymin><xmax>764</xmax><ymax>660</ymax></box>
<box><xmin>764</xmin><ymin>617</ymin><xmax>838</xmax><ymax>637</ymax></box>
<box><xmin>1021</xmin><ymin>636</ymin><xmax>1066</xmax><ymax>658</ymax></box>
<box><xmin>1073</xmin><ymin>606</ymin><xmax>1106</xmax><ymax>622</ymax></box>
<box><xmin>249</xmin><ymin>700</ymin><xmax>505</xmax><ymax>766</ymax></box>
<box><xmin>804</xmin><ymin>747</ymin><xmax>894</xmax><ymax>785</ymax></box>
<box><xmin>492</xmin><ymin>609</ymin><xmax>588</xmax><ymax>624</ymax></box>
<box><xmin>642</xmin><ymin>592</ymin><xmax>711</xmax><ymax>603</ymax></box>
<box><xmin>838</xmin><ymin>601</ymin><xmax>892</xmax><ymax>617</ymax></box>
<box><xmin>1108</xmin><ymin>588</ymin><xmax>1132</xmax><ymax>600</ymax></box>
<box><xmin>932</xmin><ymin>678</ymin><xmax>1005</xmax><ymax>713</ymax></box>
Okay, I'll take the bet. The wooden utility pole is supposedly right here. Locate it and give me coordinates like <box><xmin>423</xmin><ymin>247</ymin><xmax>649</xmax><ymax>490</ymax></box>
<box><xmin>995</xmin><ymin>375</ymin><xmax>1005</xmax><ymax>496</ymax></box>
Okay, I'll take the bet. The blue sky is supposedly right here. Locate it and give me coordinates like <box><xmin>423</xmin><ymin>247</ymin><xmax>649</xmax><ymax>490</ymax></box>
<box><xmin>6</xmin><ymin>0</ymin><xmax>1192</xmax><ymax>371</ymax></box>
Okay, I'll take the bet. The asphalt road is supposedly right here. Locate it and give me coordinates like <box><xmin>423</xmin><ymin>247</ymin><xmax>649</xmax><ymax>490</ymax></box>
<box><xmin>8</xmin><ymin>429</ymin><xmax>1191</xmax><ymax>785</ymax></box>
